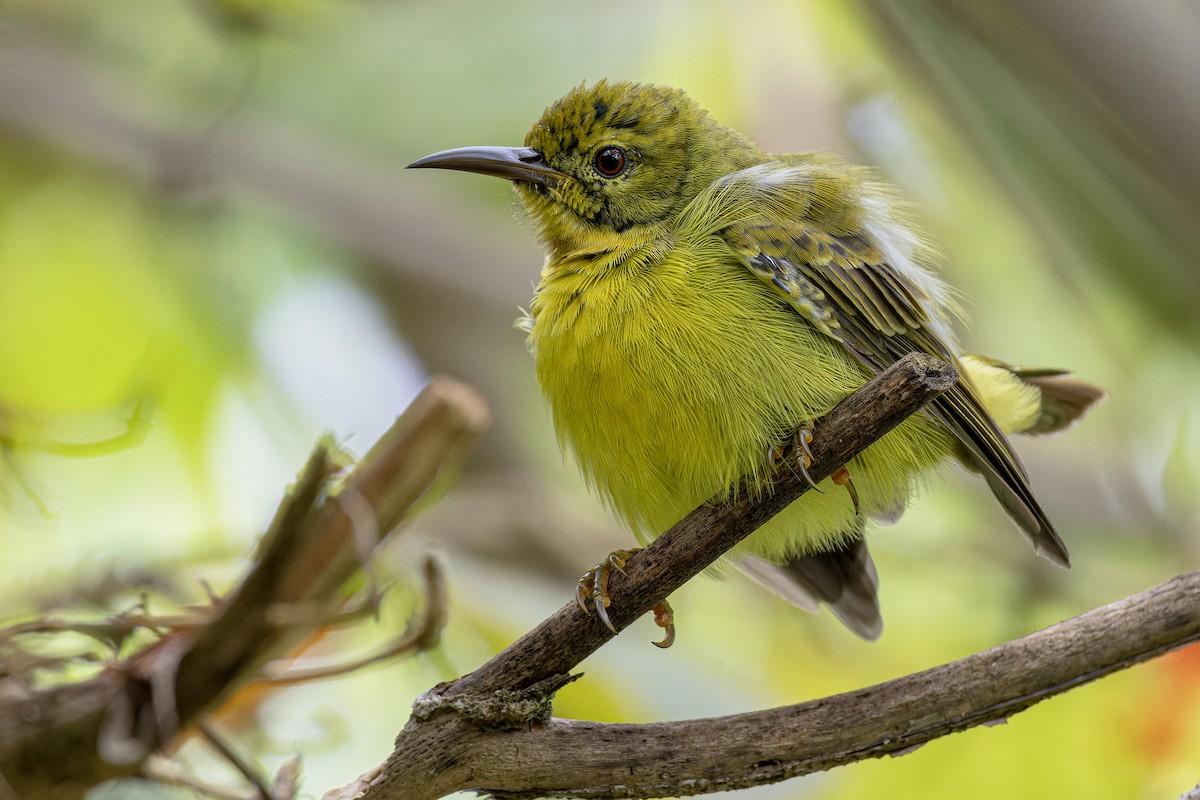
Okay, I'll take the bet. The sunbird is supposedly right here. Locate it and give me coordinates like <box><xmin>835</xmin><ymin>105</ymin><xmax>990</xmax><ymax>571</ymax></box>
<box><xmin>410</xmin><ymin>81</ymin><xmax>1103</xmax><ymax>643</ymax></box>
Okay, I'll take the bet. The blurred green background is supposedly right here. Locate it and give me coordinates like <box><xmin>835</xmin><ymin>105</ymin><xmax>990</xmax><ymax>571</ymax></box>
<box><xmin>1</xmin><ymin>1</ymin><xmax>1198</xmax><ymax>798</ymax></box>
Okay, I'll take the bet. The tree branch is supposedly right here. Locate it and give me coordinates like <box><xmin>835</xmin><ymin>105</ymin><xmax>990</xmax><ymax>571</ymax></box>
<box><xmin>0</xmin><ymin>378</ymin><xmax>489</xmax><ymax>800</ymax></box>
<box><xmin>339</xmin><ymin>569</ymin><xmax>1200</xmax><ymax>800</ymax></box>
<box><xmin>450</xmin><ymin>353</ymin><xmax>957</xmax><ymax>697</ymax></box>
<box><xmin>327</xmin><ymin>354</ymin><xmax>1199</xmax><ymax>800</ymax></box>
<box><xmin>331</xmin><ymin>353</ymin><xmax>963</xmax><ymax>799</ymax></box>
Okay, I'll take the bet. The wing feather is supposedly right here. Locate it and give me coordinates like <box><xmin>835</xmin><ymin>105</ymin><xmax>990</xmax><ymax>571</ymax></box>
<box><xmin>718</xmin><ymin>177</ymin><xmax>1070</xmax><ymax>568</ymax></box>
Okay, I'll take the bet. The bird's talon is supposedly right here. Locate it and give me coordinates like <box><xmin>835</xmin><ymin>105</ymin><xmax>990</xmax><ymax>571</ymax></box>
<box><xmin>767</xmin><ymin>444</ymin><xmax>786</xmax><ymax>474</ymax></box>
<box><xmin>575</xmin><ymin>581</ymin><xmax>592</xmax><ymax>613</ymax></box>
<box><xmin>576</xmin><ymin>549</ymin><xmax>672</xmax><ymax>644</ymax></box>
<box><xmin>794</xmin><ymin>454</ymin><xmax>820</xmax><ymax>492</ymax></box>
<box><xmin>651</xmin><ymin>600</ymin><xmax>675</xmax><ymax>649</ymax></box>
<box><xmin>832</xmin><ymin>466</ymin><xmax>860</xmax><ymax>515</ymax></box>
<box><xmin>575</xmin><ymin>549</ymin><xmax>642</xmax><ymax>636</ymax></box>
<box><xmin>770</xmin><ymin>426</ymin><xmax>822</xmax><ymax>491</ymax></box>
<box><xmin>795</xmin><ymin>426</ymin><xmax>814</xmax><ymax>462</ymax></box>
<box><xmin>791</xmin><ymin>425</ymin><xmax>822</xmax><ymax>492</ymax></box>
<box><xmin>607</xmin><ymin>550</ymin><xmax>633</xmax><ymax>576</ymax></box>
<box><xmin>594</xmin><ymin>594</ymin><xmax>617</xmax><ymax>634</ymax></box>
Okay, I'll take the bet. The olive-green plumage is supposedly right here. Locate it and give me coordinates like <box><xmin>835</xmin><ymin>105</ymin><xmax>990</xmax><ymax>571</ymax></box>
<box><xmin>410</xmin><ymin>81</ymin><xmax>1103</xmax><ymax>639</ymax></box>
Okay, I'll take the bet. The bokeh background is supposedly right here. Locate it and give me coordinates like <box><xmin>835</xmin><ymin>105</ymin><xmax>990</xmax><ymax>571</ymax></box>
<box><xmin>2</xmin><ymin>1</ymin><xmax>1199</xmax><ymax>798</ymax></box>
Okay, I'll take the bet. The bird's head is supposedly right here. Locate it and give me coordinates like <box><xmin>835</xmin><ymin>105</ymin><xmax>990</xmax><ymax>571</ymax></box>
<box><xmin>409</xmin><ymin>81</ymin><xmax>763</xmax><ymax>249</ymax></box>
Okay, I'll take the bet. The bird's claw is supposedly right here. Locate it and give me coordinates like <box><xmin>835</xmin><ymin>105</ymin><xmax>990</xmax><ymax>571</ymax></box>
<box><xmin>576</xmin><ymin>550</ymin><xmax>677</xmax><ymax>647</ymax></box>
<box><xmin>768</xmin><ymin>424</ymin><xmax>821</xmax><ymax>492</ymax></box>
<box><xmin>651</xmin><ymin>600</ymin><xmax>675</xmax><ymax>649</ymax></box>
<box><xmin>576</xmin><ymin>549</ymin><xmax>638</xmax><ymax>635</ymax></box>
<box><xmin>832</xmin><ymin>465</ymin><xmax>860</xmax><ymax>515</ymax></box>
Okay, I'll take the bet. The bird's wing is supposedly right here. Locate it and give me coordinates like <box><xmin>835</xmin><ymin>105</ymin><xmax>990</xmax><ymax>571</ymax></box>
<box><xmin>716</xmin><ymin>172</ymin><xmax>1070</xmax><ymax>568</ymax></box>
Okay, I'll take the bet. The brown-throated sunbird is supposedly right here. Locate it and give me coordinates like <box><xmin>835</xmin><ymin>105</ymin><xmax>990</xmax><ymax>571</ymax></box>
<box><xmin>409</xmin><ymin>81</ymin><xmax>1103</xmax><ymax>644</ymax></box>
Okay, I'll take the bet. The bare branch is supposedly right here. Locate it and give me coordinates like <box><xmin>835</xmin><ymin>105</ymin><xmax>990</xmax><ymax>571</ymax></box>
<box><xmin>0</xmin><ymin>378</ymin><xmax>489</xmax><ymax>800</ymax></box>
<box><xmin>197</xmin><ymin>723</ymin><xmax>274</xmax><ymax>800</ymax></box>
<box><xmin>325</xmin><ymin>355</ymin><xmax>1198</xmax><ymax>800</ymax></box>
<box><xmin>262</xmin><ymin>555</ymin><xmax>447</xmax><ymax>686</ymax></box>
<box><xmin>445</xmin><ymin>353</ymin><xmax>956</xmax><ymax>699</ymax></box>
<box><xmin>330</xmin><ymin>354</ymin><xmax>961</xmax><ymax>799</ymax></box>
<box><xmin>0</xmin><ymin>611</ymin><xmax>211</xmax><ymax>647</ymax></box>
<box><xmin>344</xmin><ymin>569</ymin><xmax>1200</xmax><ymax>800</ymax></box>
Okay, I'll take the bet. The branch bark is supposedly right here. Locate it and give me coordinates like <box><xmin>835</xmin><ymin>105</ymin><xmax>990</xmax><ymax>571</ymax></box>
<box><xmin>327</xmin><ymin>354</ymin><xmax>1200</xmax><ymax>799</ymax></box>
<box><xmin>0</xmin><ymin>378</ymin><xmax>490</xmax><ymax>800</ymax></box>
<box><xmin>331</xmin><ymin>353</ymin><xmax>970</xmax><ymax>799</ymax></box>
<box><xmin>445</xmin><ymin>352</ymin><xmax>956</xmax><ymax>697</ymax></box>
<box><xmin>338</xmin><ymin>569</ymin><xmax>1200</xmax><ymax>800</ymax></box>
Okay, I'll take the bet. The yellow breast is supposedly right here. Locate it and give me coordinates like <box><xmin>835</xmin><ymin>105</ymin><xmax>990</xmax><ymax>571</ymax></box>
<box><xmin>525</xmin><ymin>235</ymin><xmax>952</xmax><ymax>559</ymax></box>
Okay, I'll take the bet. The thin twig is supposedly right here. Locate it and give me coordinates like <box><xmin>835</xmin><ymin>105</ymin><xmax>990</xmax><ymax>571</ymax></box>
<box><xmin>0</xmin><ymin>613</ymin><xmax>211</xmax><ymax>645</ymax></box>
<box><xmin>332</xmin><ymin>354</ymin><xmax>959</xmax><ymax>799</ymax></box>
<box><xmin>0</xmin><ymin>378</ymin><xmax>490</xmax><ymax>800</ymax></box>
<box><xmin>144</xmin><ymin>756</ymin><xmax>255</xmax><ymax>800</ymax></box>
<box><xmin>262</xmin><ymin>555</ymin><xmax>447</xmax><ymax>686</ymax></box>
<box><xmin>198</xmin><ymin>723</ymin><xmax>274</xmax><ymax>800</ymax></box>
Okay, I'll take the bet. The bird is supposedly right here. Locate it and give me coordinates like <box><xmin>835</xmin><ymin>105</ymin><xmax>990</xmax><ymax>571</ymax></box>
<box><xmin>408</xmin><ymin>80</ymin><xmax>1103</xmax><ymax>643</ymax></box>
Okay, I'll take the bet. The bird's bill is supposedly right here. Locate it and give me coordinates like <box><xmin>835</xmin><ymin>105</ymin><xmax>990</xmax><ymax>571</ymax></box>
<box><xmin>407</xmin><ymin>145</ymin><xmax>565</xmax><ymax>186</ymax></box>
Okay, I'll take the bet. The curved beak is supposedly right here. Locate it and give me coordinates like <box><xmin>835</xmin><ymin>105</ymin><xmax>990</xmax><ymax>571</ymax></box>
<box><xmin>406</xmin><ymin>145</ymin><xmax>565</xmax><ymax>186</ymax></box>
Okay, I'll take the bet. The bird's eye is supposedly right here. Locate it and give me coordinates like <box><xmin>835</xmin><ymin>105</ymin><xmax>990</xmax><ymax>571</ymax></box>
<box><xmin>593</xmin><ymin>146</ymin><xmax>627</xmax><ymax>178</ymax></box>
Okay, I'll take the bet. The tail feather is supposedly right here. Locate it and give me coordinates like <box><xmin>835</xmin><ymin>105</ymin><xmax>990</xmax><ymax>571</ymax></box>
<box><xmin>963</xmin><ymin>354</ymin><xmax>1105</xmax><ymax>436</ymax></box>
<box><xmin>955</xmin><ymin>354</ymin><xmax>1104</xmax><ymax>568</ymax></box>
<box><xmin>1016</xmin><ymin>372</ymin><xmax>1106</xmax><ymax>436</ymax></box>
<box><xmin>737</xmin><ymin>532</ymin><xmax>882</xmax><ymax>641</ymax></box>
<box><xmin>739</xmin><ymin>359</ymin><xmax>1101</xmax><ymax>639</ymax></box>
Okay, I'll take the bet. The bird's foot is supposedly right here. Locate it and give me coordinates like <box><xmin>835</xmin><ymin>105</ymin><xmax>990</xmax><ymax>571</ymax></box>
<box><xmin>575</xmin><ymin>549</ymin><xmax>635</xmax><ymax>635</ymax></box>
<box><xmin>768</xmin><ymin>423</ymin><xmax>821</xmax><ymax>492</ymax></box>
<box><xmin>575</xmin><ymin>549</ymin><xmax>676</xmax><ymax>648</ymax></box>
<box><xmin>832</xmin><ymin>465</ymin><xmax>860</xmax><ymax>515</ymax></box>
<box><xmin>650</xmin><ymin>599</ymin><xmax>675</xmax><ymax>649</ymax></box>
<box><xmin>768</xmin><ymin>425</ymin><xmax>857</xmax><ymax>513</ymax></box>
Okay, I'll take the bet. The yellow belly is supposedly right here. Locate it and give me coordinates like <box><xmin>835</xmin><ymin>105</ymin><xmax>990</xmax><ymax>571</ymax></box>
<box><xmin>527</xmin><ymin>243</ymin><xmax>951</xmax><ymax>561</ymax></box>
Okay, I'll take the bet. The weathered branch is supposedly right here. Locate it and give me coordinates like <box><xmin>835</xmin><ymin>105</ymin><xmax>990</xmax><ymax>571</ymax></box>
<box><xmin>446</xmin><ymin>352</ymin><xmax>956</xmax><ymax>697</ymax></box>
<box><xmin>327</xmin><ymin>355</ymin><xmax>1199</xmax><ymax>800</ymax></box>
<box><xmin>334</xmin><ymin>353</ymin><xmax>962</xmax><ymax>799</ymax></box>
<box><xmin>338</xmin><ymin>568</ymin><xmax>1200</xmax><ymax>799</ymax></box>
<box><xmin>261</xmin><ymin>555</ymin><xmax>448</xmax><ymax>686</ymax></box>
<box><xmin>0</xmin><ymin>378</ymin><xmax>489</xmax><ymax>800</ymax></box>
